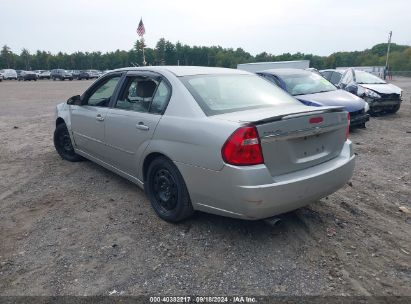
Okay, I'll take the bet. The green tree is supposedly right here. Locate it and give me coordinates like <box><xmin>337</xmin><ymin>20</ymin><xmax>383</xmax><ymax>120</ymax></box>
<box><xmin>1</xmin><ymin>45</ymin><xmax>13</xmax><ymax>68</ymax></box>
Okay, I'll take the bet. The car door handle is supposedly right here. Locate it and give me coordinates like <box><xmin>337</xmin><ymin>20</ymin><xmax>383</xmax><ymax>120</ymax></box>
<box><xmin>136</xmin><ymin>122</ymin><xmax>149</xmax><ymax>131</ymax></box>
<box><xmin>96</xmin><ymin>114</ymin><xmax>104</xmax><ymax>121</ymax></box>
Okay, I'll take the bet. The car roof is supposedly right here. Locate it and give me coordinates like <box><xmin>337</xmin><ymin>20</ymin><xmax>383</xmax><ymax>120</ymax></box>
<box><xmin>258</xmin><ymin>68</ymin><xmax>312</xmax><ymax>76</ymax></box>
<box><xmin>113</xmin><ymin>66</ymin><xmax>252</xmax><ymax>77</ymax></box>
<box><xmin>320</xmin><ymin>69</ymin><xmax>344</xmax><ymax>74</ymax></box>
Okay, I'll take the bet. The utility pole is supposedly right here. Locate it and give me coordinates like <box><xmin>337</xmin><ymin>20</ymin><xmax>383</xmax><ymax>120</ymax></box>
<box><xmin>384</xmin><ymin>31</ymin><xmax>392</xmax><ymax>79</ymax></box>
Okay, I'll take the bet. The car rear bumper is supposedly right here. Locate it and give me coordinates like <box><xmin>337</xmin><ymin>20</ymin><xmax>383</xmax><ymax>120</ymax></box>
<box><xmin>176</xmin><ymin>141</ymin><xmax>355</xmax><ymax>220</ymax></box>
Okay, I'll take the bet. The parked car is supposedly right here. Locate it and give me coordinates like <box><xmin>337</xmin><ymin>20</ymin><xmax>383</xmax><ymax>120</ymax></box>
<box><xmin>320</xmin><ymin>69</ymin><xmax>344</xmax><ymax>86</ymax></box>
<box><xmin>70</xmin><ymin>70</ymin><xmax>81</xmax><ymax>79</ymax></box>
<box><xmin>54</xmin><ymin>66</ymin><xmax>355</xmax><ymax>222</ymax></box>
<box><xmin>39</xmin><ymin>70</ymin><xmax>51</xmax><ymax>79</ymax></box>
<box><xmin>16</xmin><ymin>70</ymin><xmax>23</xmax><ymax>78</ymax></box>
<box><xmin>257</xmin><ymin>69</ymin><xmax>370</xmax><ymax>128</ymax></box>
<box><xmin>51</xmin><ymin>69</ymin><xmax>73</xmax><ymax>81</ymax></box>
<box><xmin>0</xmin><ymin>69</ymin><xmax>18</xmax><ymax>80</ymax></box>
<box><xmin>77</xmin><ymin>70</ymin><xmax>93</xmax><ymax>80</ymax></box>
<box><xmin>336</xmin><ymin>68</ymin><xmax>402</xmax><ymax>114</ymax></box>
<box><xmin>33</xmin><ymin>70</ymin><xmax>45</xmax><ymax>79</ymax></box>
<box><xmin>88</xmin><ymin>69</ymin><xmax>101</xmax><ymax>78</ymax></box>
<box><xmin>18</xmin><ymin>71</ymin><xmax>37</xmax><ymax>81</ymax></box>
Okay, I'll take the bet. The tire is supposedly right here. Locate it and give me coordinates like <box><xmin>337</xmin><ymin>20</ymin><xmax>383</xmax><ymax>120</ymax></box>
<box><xmin>53</xmin><ymin>77</ymin><xmax>56</xmax><ymax>81</ymax></box>
<box><xmin>145</xmin><ymin>157</ymin><xmax>194</xmax><ymax>222</ymax></box>
<box><xmin>53</xmin><ymin>123</ymin><xmax>83</xmax><ymax>162</ymax></box>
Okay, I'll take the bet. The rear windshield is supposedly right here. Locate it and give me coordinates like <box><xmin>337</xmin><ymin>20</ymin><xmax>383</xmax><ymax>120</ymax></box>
<box><xmin>180</xmin><ymin>74</ymin><xmax>300</xmax><ymax>115</ymax></box>
<box><xmin>280</xmin><ymin>72</ymin><xmax>337</xmax><ymax>96</ymax></box>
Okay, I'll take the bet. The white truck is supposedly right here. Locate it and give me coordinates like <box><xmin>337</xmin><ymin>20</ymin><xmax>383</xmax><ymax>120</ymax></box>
<box><xmin>237</xmin><ymin>60</ymin><xmax>310</xmax><ymax>73</ymax></box>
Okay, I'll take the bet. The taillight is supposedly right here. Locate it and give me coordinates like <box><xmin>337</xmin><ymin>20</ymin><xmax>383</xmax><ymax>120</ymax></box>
<box><xmin>309</xmin><ymin>116</ymin><xmax>323</xmax><ymax>124</ymax></box>
<box><xmin>222</xmin><ymin>125</ymin><xmax>264</xmax><ymax>166</ymax></box>
<box><xmin>346</xmin><ymin>112</ymin><xmax>350</xmax><ymax>140</ymax></box>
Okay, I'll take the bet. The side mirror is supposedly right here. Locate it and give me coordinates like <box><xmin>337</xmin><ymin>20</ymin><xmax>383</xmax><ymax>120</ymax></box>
<box><xmin>67</xmin><ymin>95</ymin><xmax>82</xmax><ymax>105</ymax></box>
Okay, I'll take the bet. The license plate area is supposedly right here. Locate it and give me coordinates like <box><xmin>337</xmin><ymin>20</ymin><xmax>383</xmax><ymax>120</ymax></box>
<box><xmin>292</xmin><ymin>134</ymin><xmax>327</xmax><ymax>161</ymax></box>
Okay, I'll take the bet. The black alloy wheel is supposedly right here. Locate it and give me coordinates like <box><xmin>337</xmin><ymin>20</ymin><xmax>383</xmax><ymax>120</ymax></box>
<box><xmin>146</xmin><ymin>157</ymin><xmax>193</xmax><ymax>222</ymax></box>
<box><xmin>53</xmin><ymin>123</ymin><xmax>83</xmax><ymax>162</ymax></box>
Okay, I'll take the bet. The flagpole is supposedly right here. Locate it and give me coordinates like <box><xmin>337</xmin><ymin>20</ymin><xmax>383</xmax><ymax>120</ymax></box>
<box><xmin>141</xmin><ymin>37</ymin><xmax>146</xmax><ymax>66</ymax></box>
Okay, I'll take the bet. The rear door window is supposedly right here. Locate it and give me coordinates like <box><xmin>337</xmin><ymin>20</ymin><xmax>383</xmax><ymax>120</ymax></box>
<box><xmin>114</xmin><ymin>75</ymin><xmax>171</xmax><ymax>114</ymax></box>
<box><xmin>321</xmin><ymin>71</ymin><xmax>332</xmax><ymax>80</ymax></box>
<box><xmin>330</xmin><ymin>72</ymin><xmax>342</xmax><ymax>85</ymax></box>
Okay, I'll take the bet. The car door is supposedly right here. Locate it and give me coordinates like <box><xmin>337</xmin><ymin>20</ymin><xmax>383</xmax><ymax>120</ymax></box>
<box><xmin>70</xmin><ymin>73</ymin><xmax>123</xmax><ymax>161</ymax></box>
<box><xmin>104</xmin><ymin>71</ymin><xmax>171</xmax><ymax>179</ymax></box>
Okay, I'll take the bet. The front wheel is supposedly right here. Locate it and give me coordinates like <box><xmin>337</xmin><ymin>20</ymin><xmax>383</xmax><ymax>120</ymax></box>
<box><xmin>53</xmin><ymin>123</ymin><xmax>83</xmax><ymax>162</ymax></box>
<box><xmin>145</xmin><ymin>157</ymin><xmax>193</xmax><ymax>222</ymax></box>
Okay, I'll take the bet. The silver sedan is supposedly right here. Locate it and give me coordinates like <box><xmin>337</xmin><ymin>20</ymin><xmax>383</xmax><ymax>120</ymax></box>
<box><xmin>54</xmin><ymin>66</ymin><xmax>355</xmax><ymax>222</ymax></box>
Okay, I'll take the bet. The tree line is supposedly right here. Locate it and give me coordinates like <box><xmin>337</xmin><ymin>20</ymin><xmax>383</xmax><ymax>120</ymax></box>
<box><xmin>1</xmin><ymin>39</ymin><xmax>410</xmax><ymax>71</ymax></box>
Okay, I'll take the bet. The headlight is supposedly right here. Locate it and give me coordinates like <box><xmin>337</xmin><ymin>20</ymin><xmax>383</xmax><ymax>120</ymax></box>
<box><xmin>364</xmin><ymin>102</ymin><xmax>370</xmax><ymax>113</ymax></box>
<box><xmin>357</xmin><ymin>86</ymin><xmax>381</xmax><ymax>99</ymax></box>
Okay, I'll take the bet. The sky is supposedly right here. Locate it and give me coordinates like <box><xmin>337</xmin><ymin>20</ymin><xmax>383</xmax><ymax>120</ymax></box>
<box><xmin>0</xmin><ymin>0</ymin><xmax>410</xmax><ymax>56</ymax></box>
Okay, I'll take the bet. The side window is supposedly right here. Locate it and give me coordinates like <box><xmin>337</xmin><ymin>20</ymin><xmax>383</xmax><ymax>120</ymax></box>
<box><xmin>86</xmin><ymin>75</ymin><xmax>121</xmax><ymax>107</ymax></box>
<box><xmin>115</xmin><ymin>76</ymin><xmax>171</xmax><ymax>114</ymax></box>
<box><xmin>330</xmin><ymin>72</ymin><xmax>342</xmax><ymax>85</ymax></box>
<box><xmin>150</xmin><ymin>80</ymin><xmax>171</xmax><ymax>114</ymax></box>
<box><xmin>321</xmin><ymin>71</ymin><xmax>332</xmax><ymax>80</ymax></box>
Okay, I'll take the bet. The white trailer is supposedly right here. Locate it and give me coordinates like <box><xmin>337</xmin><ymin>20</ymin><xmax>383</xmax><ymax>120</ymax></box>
<box><xmin>237</xmin><ymin>60</ymin><xmax>310</xmax><ymax>73</ymax></box>
<box><xmin>337</xmin><ymin>66</ymin><xmax>385</xmax><ymax>78</ymax></box>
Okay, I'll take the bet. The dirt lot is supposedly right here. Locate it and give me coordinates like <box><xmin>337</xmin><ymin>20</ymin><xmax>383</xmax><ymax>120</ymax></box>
<box><xmin>0</xmin><ymin>78</ymin><xmax>410</xmax><ymax>297</ymax></box>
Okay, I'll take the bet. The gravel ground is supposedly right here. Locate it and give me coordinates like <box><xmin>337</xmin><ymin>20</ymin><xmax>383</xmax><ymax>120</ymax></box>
<box><xmin>0</xmin><ymin>78</ymin><xmax>410</xmax><ymax>296</ymax></box>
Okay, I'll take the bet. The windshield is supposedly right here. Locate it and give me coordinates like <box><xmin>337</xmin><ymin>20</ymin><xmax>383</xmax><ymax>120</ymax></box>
<box><xmin>355</xmin><ymin>71</ymin><xmax>386</xmax><ymax>84</ymax></box>
<box><xmin>181</xmin><ymin>74</ymin><xmax>300</xmax><ymax>115</ymax></box>
<box><xmin>280</xmin><ymin>72</ymin><xmax>337</xmax><ymax>96</ymax></box>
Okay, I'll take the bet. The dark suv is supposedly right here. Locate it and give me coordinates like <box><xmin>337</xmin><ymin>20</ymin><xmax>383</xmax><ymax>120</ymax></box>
<box><xmin>50</xmin><ymin>69</ymin><xmax>73</xmax><ymax>81</ymax></box>
<box><xmin>18</xmin><ymin>71</ymin><xmax>38</xmax><ymax>81</ymax></box>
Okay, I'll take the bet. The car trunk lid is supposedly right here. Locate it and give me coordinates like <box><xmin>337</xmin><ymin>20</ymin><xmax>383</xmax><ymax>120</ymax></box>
<box><xmin>214</xmin><ymin>105</ymin><xmax>348</xmax><ymax>176</ymax></box>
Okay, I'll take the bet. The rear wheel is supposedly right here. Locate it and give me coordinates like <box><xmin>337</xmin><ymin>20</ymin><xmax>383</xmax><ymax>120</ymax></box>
<box><xmin>53</xmin><ymin>123</ymin><xmax>83</xmax><ymax>162</ymax></box>
<box><xmin>145</xmin><ymin>157</ymin><xmax>193</xmax><ymax>222</ymax></box>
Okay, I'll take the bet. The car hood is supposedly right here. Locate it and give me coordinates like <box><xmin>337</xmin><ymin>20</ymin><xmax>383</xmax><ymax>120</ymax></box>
<box><xmin>296</xmin><ymin>89</ymin><xmax>365</xmax><ymax>112</ymax></box>
<box><xmin>359</xmin><ymin>83</ymin><xmax>402</xmax><ymax>94</ymax></box>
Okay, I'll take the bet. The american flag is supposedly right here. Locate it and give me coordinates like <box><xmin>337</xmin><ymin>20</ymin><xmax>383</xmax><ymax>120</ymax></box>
<box><xmin>137</xmin><ymin>19</ymin><xmax>145</xmax><ymax>37</ymax></box>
